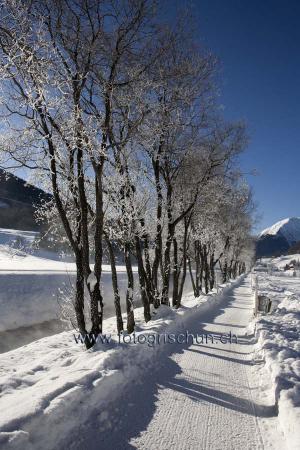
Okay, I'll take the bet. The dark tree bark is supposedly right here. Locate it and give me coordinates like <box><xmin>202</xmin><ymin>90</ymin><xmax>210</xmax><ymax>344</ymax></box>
<box><xmin>202</xmin><ymin>245</ymin><xmax>209</xmax><ymax>294</ymax></box>
<box><xmin>135</xmin><ymin>236</ymin><xmax>151</xmax><ymax>322</ymax></box>
<box><xmin>177</xmin><ymin>214</ymin><xmax>191</xmax><ymax>306</ymax></box>
<box><xmin>124</xmin><ymin>243</ymin><xmax>135</xmax><ymax>333</ymax></box>
<box><xmin>161</xmin><ymin>223</ymin><xmax>174</xmax><ymax>305</ymax></box>
<box><xmin>172</xmin><ymin>237</ymin><xmax>179</xmax><ymax>307</ymax></box>
<box><xmin>209</xmin><ymin>252</ymin><xmax>215</xmax><ymax>291</ymax></box>
<box><xmin>151</xmin><ymin>150</ymin><xmax>163</xmax><ymax>308</ymax></box>
<box><xmin>74</xmin><ymin>253</ymin><xmax>87</xmax><ymax>337</ymax></box>
<box><xmin>228</xmin><ymin>258</ymin><xmax>234</xmax><ymax>280</ymax></box>
<box><xmin>161</xmin><ymin>183</ymin><xmax>174</xmax><ymax>305</ymax></box>
<box><xmin>188</xmin><ymin>256</ymin><xmax>197</xmax><ymax>297</ymax></box>
<box><xmin>105</xmin><ymin>235</ymin><xmax>123</xmax><ymax>334</ymax></box>
<box><xmin>195</xmin><ymin>240</ymin><xmax>203</xmax><ymax>296</ymax></box>
<box><xmin>40</xmin><ymin>121</ymin><xmax>92</xmax><ymax>348</ymax></box>
<box><xmin>88</xmin><ymin>168</ymin><xmax>104</xmax><ymax>338</ymax></box>
<box><xmin>220</xmin><ymin>259</ymin><xmax>228</xmax><ymax>283</ymax></box>
<box><xmin>139</xmin><ymin>218</ymin><xmax>154</xmax><ymax>306</ymax></box>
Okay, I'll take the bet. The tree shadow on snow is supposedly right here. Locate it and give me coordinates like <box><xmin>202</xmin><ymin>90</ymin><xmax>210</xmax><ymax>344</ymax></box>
<box><xmin>71</xmin><ymin>280</ymin><xmax>275</xmax><ymax>449</ymax></box>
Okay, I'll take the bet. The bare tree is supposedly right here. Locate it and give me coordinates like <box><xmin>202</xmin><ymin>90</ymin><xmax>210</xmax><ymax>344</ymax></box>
<box><xmin>0</xmin><ymin>0</ymin><xmax>255</xmax><ymax>349</ymax></box>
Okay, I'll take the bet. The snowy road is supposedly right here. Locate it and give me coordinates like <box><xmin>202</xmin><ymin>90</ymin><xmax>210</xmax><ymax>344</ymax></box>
<box><xmin>80</xmin><ymin>276</ymin><xmax>285</xmax><ymax>450</ymax></box>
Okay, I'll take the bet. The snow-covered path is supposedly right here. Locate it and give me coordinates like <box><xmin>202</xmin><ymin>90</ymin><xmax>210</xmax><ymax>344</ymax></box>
<box><xmin>78</xmin><ymin>276</ymin><xmax>284</xmax><ymax>450</ymax></box>
<box><xmin>130</xmin><ymin>279</ymin><xmax>268</xmax><ymax>450</ymax></box>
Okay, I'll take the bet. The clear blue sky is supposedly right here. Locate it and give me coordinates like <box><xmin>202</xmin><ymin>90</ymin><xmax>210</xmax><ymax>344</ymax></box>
<box><xmin>11</xmin><ymin>1</ymin><xmax>300</xmax><ymax>232</ymax></box>
<box><xmin>171</xmin><ymin>0</ymin><xmax>300</xmax><ymax>231</ymax></box>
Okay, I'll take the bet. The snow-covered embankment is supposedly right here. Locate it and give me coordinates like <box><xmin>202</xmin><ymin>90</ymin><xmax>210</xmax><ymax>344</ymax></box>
<box><xmin>251</xmin><ymin>264</ymin><xmax>300</xmax><ymax>450</ymax></box>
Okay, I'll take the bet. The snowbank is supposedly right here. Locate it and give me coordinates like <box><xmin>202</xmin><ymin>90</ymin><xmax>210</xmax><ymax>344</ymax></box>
<box><xmin>252</xmin><ymin>269</ymin><xmax>300</xmax><ymax>449</ymax></box>
<box><xmin>0</xmin><ymin>276</ymin><xmax>244</xmax><ymax>450</ymax></box>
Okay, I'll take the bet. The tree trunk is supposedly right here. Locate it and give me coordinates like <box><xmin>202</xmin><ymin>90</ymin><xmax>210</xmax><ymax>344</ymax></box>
<box><xmin>222</xmin><ymin>259</ymin><xmax>228</xmax><ymax>283</ymax></box>
<box><xmin>228</xmin><ymin>259</ymin><xmax>234</xmax><ymax>279</ymax></box>
<box><xmin>152</xmin><ymin>154</ymin><xmax>163</xmax><ymax>308</ymax></box>
<box><xmin>161</xmin><ymin>184</ymin><xmax>174</xmax><ymax>305</ymax></box>
<box><xmin>135</xmin><ymin>236</ymin><xmax>151</xmax><ymax>322</ymax></box>
<box><xmin>195</xmin><ymin>240</ymin><xmax>202</xmax><ymax>295</ymax></box>
<box><xmin>105</xmin><ymin>235</ymin><xmax>123</xmax><ymax>334</ymax></box>
<box><xmin>124</xmin><ymin>243</ymin><xmax>135</xmax><ymax>333</ymax></box>
<box><xmin>161</xmin><ymin>224</ymin><xmax>174</xmax><ymax>305</ymax></box>
<box><xmin>209</xmin><ymin>253</ymin><xmax>215</xmax><ymax>290</ymax></box>
<box><xmin>74</xmin><ymin>253</ymin><xmax>88</xmax><ymax>342</ymax></box>
<box><xmin>177</xmin><ymin>215</ymin><xmax>190</xmax><ymax>306</ymax></box>
<box><xmin>88</xmin><ymin>168</ymin><xmax>104</xmax><ymax>338</ymax></box>
<box><xmin>203</xmin><ymin>245</ymin><xmax>209</xmax><ymax>294</ymax></box>
<box><xmin>172</xmin><ymin>237</ymin><xmax>179</xmax><ymax>307</ymax></box>
<box><xmin>188</xmin><ymin>257</ymin><xmax>197</xmax><ymax>297</ymax></box>
<box><xmin>140</xmin><ymin>218</ymin><xmax>154</xmax><ymax>306</ymax></box>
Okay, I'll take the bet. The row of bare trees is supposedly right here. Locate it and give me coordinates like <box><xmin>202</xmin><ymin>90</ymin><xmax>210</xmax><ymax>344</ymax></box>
<box><xmin>0</xmin><ymin>0</ymin><xmax>255</xmax><ymax>348</ymax></box>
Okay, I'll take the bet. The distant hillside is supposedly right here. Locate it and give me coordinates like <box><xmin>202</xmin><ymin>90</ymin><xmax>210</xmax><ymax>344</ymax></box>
<box><xmin>256</xmin><ymin>217</ymin><xmax>300</xmax><ymax>258</ymax></box>
<box><xmin>256</xmin><ymin>233</ymin><xmax>290</xmax><ymax>258</ymax></box>
<box><xmin>0</xmin><ymin>169</ymin><xmax>52</xmax><ymax>231</ymax></box>
<box><xmin>287</xmin><ymin>241</ymin><xmax>300</xmax><ymax>255</ymax></box>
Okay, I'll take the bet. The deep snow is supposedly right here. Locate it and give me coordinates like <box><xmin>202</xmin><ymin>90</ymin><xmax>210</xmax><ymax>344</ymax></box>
<box><xmin>0</xmin><ymin>231</ymin><xmax>299</xmax><ymax>449</ymax></box>
<box><xmin>0</xmin><ymin>275</ymin><xmax>290</xmax><ymax>450</ymax></box>
<box><xmin>0</xmin><ymin>277</ymin><xmax>243</xmax><ymax>449</ymax></box>
<box><xmin>250</xmin><ymin>260</ymin><xmax>300</xmax><ymax>450</ymax></box>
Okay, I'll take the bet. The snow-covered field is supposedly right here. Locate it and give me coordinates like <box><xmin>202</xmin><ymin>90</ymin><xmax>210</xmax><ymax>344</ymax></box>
<box><xmin>250</xmin><ymin>256</ymin><xmax>300</xmax><ymax>449</ymax></box>
<box><xmin>0</xmin><ymin>277</ymin><xmax>242</xmax><ymax>450</ymax></box>
<box><xmin>2</xmin><ymin>273</ymin><xmax>297</xmax><ymax>450</ymax></box>
<box><xmin>0</xmin><ymin>227</ymin><xmax>125</xmax><ymax>273</ymax></box>
<box><xmin>1</xmin><ymin>229</ymin><xmax>299</xmax><ymax>450</ymax></box>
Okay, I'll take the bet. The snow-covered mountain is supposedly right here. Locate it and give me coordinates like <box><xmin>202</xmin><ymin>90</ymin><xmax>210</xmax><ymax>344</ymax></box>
<box><xmin>260</xmin><ymin>217</ymin><xmax>300</xmax><ymax>245</ymax></box>
<box><xmin>257</xmin><ymin>217</ymin><xmax>300</xmax><ymax>258</ymax></box>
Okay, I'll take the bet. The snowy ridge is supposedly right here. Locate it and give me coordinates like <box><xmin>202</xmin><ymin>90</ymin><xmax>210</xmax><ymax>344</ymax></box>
<box><xmin>260</xmin><ymin>217</ymin><xmax>300</xmax><ymax>244</ymax></box>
